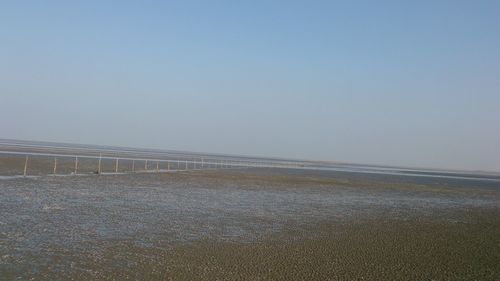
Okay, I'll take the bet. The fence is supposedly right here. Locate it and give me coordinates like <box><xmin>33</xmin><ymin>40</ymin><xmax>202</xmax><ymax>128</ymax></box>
<box><xmin>0</xmin><ymin>150</ymin><xmax>298</xmax><ymax>177</ymax></box>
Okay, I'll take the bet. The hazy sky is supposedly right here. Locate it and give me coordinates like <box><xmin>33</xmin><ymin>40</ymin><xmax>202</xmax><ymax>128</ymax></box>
<box><xmin>1</xmin><ymin>1</ymin><xmax>499</xmax><ymax>172</ymax></box>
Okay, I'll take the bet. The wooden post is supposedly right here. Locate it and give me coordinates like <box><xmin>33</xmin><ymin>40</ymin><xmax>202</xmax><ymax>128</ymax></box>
<box><xmin>53</xmin><ymin>157</ymin><xmax>57</xmax><ymax>174</ymax></box>
<box><xmin>115</xmin><ymin>158</ymin><xmax>119</xmax><ymax>173</ymax></box>
<box><xmin>98</xmin><ymin>153</ymin><xmax>102</xmax><ymax>174</ymax></box>
<box><xmin>74</xmin><ymin>156</ymin><xmax>78</xmax><ymax>174</ymax></box>
<box><xmin>23</xmin><ymin>156</ymin><xmax>28</xmax><ymax>177</ymax></box>
<box><xmin>132</xmin><ymin>160</ymin><xmax>135</xmax><ymax>173</ymax></box>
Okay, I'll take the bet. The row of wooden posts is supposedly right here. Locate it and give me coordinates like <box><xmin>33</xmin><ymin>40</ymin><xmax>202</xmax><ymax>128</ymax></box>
<box><xmin>21</xmin><ymin>154</ymin><xmax>237</xmax><ymax>177</ymax></box>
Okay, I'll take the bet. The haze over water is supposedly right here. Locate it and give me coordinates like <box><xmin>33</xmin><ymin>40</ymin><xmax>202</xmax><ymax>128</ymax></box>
<box><xmin>1</xmin><ymin>1</ymin><xmax>500</xmax><ymax>172</ymax></box>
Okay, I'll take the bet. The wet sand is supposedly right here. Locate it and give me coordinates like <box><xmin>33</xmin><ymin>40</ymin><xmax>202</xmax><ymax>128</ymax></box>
<box><xmin>144</xmin><ymin>211</ymin><xmax>500</xmax><ymax>281</ymax></box>
<box><xmin>1</xmin><ymin>166</ymin><xmax>499</xmax><ymax>280</ymax></box>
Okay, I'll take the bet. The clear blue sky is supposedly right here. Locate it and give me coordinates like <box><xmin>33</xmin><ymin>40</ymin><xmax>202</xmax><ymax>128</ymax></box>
<box><xmin>1</xmin><ymin>1</ymin><xmax>499</xmax><ymax>172</ymax></box>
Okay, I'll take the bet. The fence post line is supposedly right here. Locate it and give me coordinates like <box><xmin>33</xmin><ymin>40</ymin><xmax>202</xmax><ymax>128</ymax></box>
<box><xmin>115</xmin><ymin>158</ymin><xmax>119</xmax><ymax>173</ymax></box>
<box><xmin>98</xmin><ymin>153</ymin><xmax>102</xmax><ymax>174</ymax></box>
<box><xmin>53</xmin><ymin>157</ymin><xmax>57</xmax><ymax>175</ymax></box>
<box><xmin>132</xmin><ymin>160</ymin><xmax>135</xmax><ymax>173</ymax></box>
<box><xmin>23</xmin><ymin>156</ymin><xmax>28</xmax><ymax>177</ymax></box>
<box><xmin>74</xmin><ymin>156</ymin><xmax>78</xmax><ymax>174</ymax></box>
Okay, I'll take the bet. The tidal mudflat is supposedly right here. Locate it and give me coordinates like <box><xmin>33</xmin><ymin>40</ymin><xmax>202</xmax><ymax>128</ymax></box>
<box><xmin>1</xmin><ymin>169</ymin><xmax>499</xmax><ymax>280</ymax></box>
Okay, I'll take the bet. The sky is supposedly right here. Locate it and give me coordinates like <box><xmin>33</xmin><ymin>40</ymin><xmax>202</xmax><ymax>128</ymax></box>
<box><xmin>1</xmin><ymin>1</ymin><xmax>499</xmax><ymax>172</ymax></box>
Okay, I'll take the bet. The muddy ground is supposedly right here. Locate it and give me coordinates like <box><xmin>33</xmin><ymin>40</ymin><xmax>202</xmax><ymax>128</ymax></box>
<box><xmin>0</xmin><ymin>164</ymin><xmax>499</xmax><ymax>280</ymax></box>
